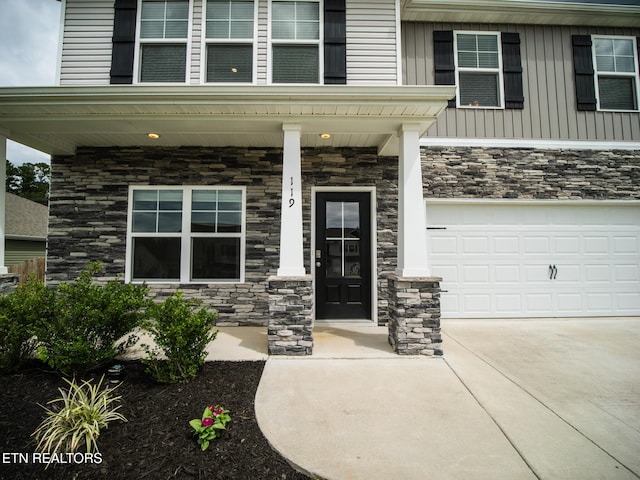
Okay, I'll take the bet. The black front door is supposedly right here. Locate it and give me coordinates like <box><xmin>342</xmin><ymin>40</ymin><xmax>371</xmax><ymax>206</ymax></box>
<box><xmin>315</xmin><ymin>192</ymin><xmax>372</xmax><ymax>319</ymax></box>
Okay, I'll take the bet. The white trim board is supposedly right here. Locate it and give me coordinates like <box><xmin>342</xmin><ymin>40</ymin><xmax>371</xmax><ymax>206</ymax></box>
<box><xmin>420</xmin><ymin>138</ymin><xmax>640</xmax><ymax>151</ymax></box>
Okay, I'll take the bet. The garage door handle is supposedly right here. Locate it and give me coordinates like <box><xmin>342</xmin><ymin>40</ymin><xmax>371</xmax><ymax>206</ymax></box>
<box><xmin>549</xmin><ymin>264</ymin><xmax>558</xmax><ymax>280</ymax></box>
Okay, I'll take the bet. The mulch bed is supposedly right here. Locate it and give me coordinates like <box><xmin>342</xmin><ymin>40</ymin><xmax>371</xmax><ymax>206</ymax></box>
<box><xmin>0</xmin><ymin>361</ymin><xmax>311</xmax><ymax>480</ymax></box>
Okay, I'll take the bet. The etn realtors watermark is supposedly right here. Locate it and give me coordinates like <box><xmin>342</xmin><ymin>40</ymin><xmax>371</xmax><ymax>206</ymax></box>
<box><xmin>3</xmin><ymin>452</ymin><xmax>103</xmax><ymax>464</ymax></box>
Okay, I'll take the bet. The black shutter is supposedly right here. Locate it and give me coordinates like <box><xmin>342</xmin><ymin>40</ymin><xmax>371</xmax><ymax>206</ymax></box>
<box><xmin>501</xmin><ymin>32</ymin><xmax>524</xmax><ymax>109</ymax></box>
<box><xmin>637</xmin><ymin>37</ymin><xmax>640</xmax><ymax>91</ymax></box>
<box><xmin>433</xmin><ymin>30</ymin><xmax>456</xmax><ymax>107</ymax></box>
<box><xmin>110</xmin><ymin>0</ymin><xmax>138</xmax><ymax>84</ymax></box>
<box><xmin>324</xmin><ymin>0</ymin><xmax>346</xmax><ymax>84</ymax></box>
<box><xmin>572</xmin><ymin>35</ymin><xmax>597</xmax><ymax>111</ymax></box>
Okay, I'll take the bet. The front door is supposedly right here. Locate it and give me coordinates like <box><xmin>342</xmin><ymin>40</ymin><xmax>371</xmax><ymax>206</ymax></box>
<box><xmin>315</xmin><ymin>192</ymin><xmax>372</xmax><ymax>319</ymax></box>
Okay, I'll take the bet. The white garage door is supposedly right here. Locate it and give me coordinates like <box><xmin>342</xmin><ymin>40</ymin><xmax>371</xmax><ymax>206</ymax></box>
<box><xmin>426</xmin><ymin>201</ymin><xmax>640</xmax><ymax>318</ymax></box>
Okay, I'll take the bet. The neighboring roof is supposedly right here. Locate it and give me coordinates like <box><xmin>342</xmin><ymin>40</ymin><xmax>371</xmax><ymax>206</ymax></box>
<box><xmin>401</xmin><ymin>0</ymin><xmax>640</xmax><ymax>26</ymax></box>
<box><xmin>0</xmin><ymin>85</ymin><xmax>456</xmax><ymax>157</ymax></box>
<box><xmin>5</xmin><ymin>193</ymin><xmax>48</xmax><ymax>241</ymax></box>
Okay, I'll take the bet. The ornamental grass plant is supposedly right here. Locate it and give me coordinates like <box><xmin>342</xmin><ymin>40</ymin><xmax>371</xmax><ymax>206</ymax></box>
<box><xmin>32</xmin><ymin>375</ymin><xmax>126</xmax><ymax>456</ymax></box>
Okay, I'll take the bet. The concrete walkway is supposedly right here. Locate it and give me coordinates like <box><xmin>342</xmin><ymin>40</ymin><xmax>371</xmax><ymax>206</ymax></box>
<box><xmin>254</xmin><ymin>319</ymin><xmax>640</xmax><ymax>480</ymax></box>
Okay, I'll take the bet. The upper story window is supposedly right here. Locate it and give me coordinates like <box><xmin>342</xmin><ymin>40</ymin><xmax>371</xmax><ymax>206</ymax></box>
<box><xmin>593</xmin><ymin>36</ymin><xmax>639</xmax><ymax>111</ymax></box>
<box><xmin>454</xmin><ymin>32</ymin><xmax>503</xmax><ymax>108</ymax></box>
<box><xmin>138</xmin><ymin>0</ymin><xmax>190</xmax><ymax>83</ymax></box>
<box><xmin>205</xmin><ymin>0</ymin><xmax>255</xmax><ymax>83</ymax></box>
<box><xmin>271</xmin><ymin>0</ymin><xmax>321</xmax><ymax>84</ymax></box>
<box><xmin>127</xmin><ymin>186</ymin><xmax>246</xmax><ymax>283</ymax></box>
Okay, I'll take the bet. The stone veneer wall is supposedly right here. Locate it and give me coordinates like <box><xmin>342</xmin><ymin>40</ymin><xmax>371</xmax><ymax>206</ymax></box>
<box><xmin>47</xmin><ymin>146</ymin><xmax>398</xmax><ymax>326</ymax></box>
<box><xmin>47</xmin><ymin>145</ymin><xmax>639</xmax><ymax>327</ymax></box>
<box><xmin>422</xmin><ymin>147</ymin><xmax>640</xmax><ymax>199</ymax></box>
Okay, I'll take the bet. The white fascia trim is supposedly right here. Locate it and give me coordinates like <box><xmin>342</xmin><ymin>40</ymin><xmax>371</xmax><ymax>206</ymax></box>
<box><xmin>425</xmin><ymin>198</ymin><xmax>640</xmax><ymax>206</ymax></box>
<box><xmin>420</xmin><ymin>138</ymin><xmax>640</xmax><ymax>151</ymax></box>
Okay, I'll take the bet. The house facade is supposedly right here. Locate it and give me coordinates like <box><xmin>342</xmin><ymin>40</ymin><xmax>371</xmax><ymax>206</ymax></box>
<box><xmin>0</xmin><ymin>0</ymin><xmax>639</xmax><ymax>354</ymax></box>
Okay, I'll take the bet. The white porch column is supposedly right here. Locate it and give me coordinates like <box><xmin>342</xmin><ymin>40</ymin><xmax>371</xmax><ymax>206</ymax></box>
<box><xmin>0</xmin><ymin>136</ymin><xmax>7</xmax><ymax>274</ymax></box>
<box><xmin>396</xmin><ymin>124</ymin><xmax>429</xmax><ymax>277</ymax></box>
<box><xmin>277</xmin><ymin>124</ymin><xmax>306</xmax><ymax>277</ymax></box>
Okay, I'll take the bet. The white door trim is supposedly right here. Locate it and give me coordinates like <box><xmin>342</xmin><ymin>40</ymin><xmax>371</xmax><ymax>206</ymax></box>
<box><xmin>312</xmin><ymin>186</ymin><xmax>377</xmax><ymax>324</ymax></box>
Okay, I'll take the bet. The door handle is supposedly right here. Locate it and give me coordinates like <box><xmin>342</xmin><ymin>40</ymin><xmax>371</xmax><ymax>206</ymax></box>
<box><xmin>553</xmin><ymin>265</ymin><xmax>558</xmax><ymax>280</ymax></box>
<box><xmin>316</xmin><ymin>262</ymin><xmax>322</xmax><ymax>268</ymax></box>
<box><xmin>549</xmin><ymin>264</ymin><xmax>558</xmax><ymax>280</ymax></box>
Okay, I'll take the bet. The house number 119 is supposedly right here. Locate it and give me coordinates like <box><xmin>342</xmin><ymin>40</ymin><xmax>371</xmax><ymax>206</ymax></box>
<box><xmin>289</xmin><ymin>177</ymin><xmax>295</xmax><ymax>207</ymax></box>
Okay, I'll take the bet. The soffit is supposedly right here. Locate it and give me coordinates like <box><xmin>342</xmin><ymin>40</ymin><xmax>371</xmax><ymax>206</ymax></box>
<box><xmin>401</xmin><ymin>0</ymin><xmax>640</xmax><ymax>27</ymax></box>
<box><xmin>0</xmin><ymin>85</ymin><xmax>455</xmax><ymax>157</ymax></box>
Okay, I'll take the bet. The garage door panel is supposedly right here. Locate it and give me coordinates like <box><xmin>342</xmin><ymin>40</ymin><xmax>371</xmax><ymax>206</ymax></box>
<box><xmin>524</xmin><ymin>237</ymin><xmax>550</xmax><ymax>254</ymax></box>
<box><xmin>495</xmin><ymin>265</ymin><xmax>520</xmax><ymax>283</ymax></box>
<box><xmin>613</xmin><ymin>237</ymin><xmax>638</xmax><ymax>254</ymax></box>
<box><xmin>462</xmin><ymin>265</ymin><xmax>490</xmax><ymax>283</ymax></box>
<box><xmin>463</xmin><ymin>237</ymin><xmax>489</xmax><ymax>254</ymax></box>
<box><xmin>555</xmin><ymin>264</ymin><xmax>582</xmax><ymax>283</ymax></box>
<box><xmin>615</xmin><ymin>265</ymin><xmax>639</xmax><ymax>282</ymax></box>
<box><xmin>493</xmin><ymin>236</ymin><xmax>519</xmax><ymax>254</ymax></box>
<box><xmin>618</xmin><ymin>293</ymin><xmax>640</xmax><ymax>310</ymax></box>
<box><xmin>584</xmin><ymin>236</ymin><xmax>609</xmax><ymax>254</ymax></box>
<box><xmin>431</xmin><ymin>236</ymin><xmax>458</xmax><ymax>254</ymax></box>
<box><xmin>584</xmin><ymin>264</ymin><xmax>611</xmax><ymax>282</ymax></box>
<box><xmin>464</xmin><ymin>294</ymin><xmax>491</xmax><ymax>314</ymax></box>
<box><xmin>427</xmin><ymin>202</ymin><xmax>640</xmax><ymax>318</ymax></box>
<box><xmin>495</xmin><ymin>294</ymin><xmax>522</xmax><ymax>313</ymax></box>
<box><xmin>526</xmin><ymin>294</ymin><xmax>554</xmax><ymax>313</ymax></box>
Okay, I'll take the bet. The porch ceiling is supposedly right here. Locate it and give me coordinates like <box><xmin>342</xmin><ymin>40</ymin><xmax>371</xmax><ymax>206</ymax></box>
<box><xmin>0</xmin><ymin>85</ymin><xmax>455</xmax><ymax>157</ymax></box>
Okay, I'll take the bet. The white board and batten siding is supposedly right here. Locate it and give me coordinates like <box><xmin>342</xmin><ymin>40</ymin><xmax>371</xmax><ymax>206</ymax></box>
<box><xmin>426</xmin><ymin>201</ymin><xmax>640</xmax><ymax>318</ymax></box>
<box><xmin>59</xmin><ymin>1</ymin><xmax>115</xmax><ymax>85</ymax></box>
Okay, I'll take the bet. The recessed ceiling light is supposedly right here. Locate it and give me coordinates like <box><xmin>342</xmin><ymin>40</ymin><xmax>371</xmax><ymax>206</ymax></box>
<box><xmin>231</xmin><ymin>67</ymin><xmax>238</xmax><ymax>73</ymax></box>
<box><xmin>320</xmin><ymin>133</ymin><xmax>331</xmax><ymax>139</ymax></box>
<box><xmin>147</xmin><ymin>133</ymin><xmax>160</xmax><ymax>139</ymax></box>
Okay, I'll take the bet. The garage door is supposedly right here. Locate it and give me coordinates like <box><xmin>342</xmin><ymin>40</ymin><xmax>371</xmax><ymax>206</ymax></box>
<box><xmin>426</xmin><ymin>201</ymin><xmax>640</xmax><ymax>318</ymax></box>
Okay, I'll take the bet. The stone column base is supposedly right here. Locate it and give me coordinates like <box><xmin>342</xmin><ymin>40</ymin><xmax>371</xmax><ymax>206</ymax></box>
<box><xmin>387</xmin><ymin>275</ymin><xmax>443</xmax><ymax>356</ymax></box>
<box><xmin>267</xmin><ymin>276</ymin><xmax>313</xmax><ymax>355</ymax></box>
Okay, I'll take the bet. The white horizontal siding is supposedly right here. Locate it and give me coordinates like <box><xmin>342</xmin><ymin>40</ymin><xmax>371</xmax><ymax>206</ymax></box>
<box><xmin>346</xmin><ymin>0</ymin><xmax>398</xmax><ymax>85</ymax></box>
<box><xmin>59</xmin><ymin>0</ymin><xmax>115</xmax><ymax>85</ymax></box>
<box><xmin>191</xmin><ymin>0</ymin><xmax>202</xmax><ymax>84</ymax></box>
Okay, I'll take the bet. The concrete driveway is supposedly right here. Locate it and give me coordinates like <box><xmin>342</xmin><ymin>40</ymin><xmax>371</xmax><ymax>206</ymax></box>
<box><xmin>255</xmin><ymin>318</ymin><xmax>640</xmax><ymax>480</ymax></box>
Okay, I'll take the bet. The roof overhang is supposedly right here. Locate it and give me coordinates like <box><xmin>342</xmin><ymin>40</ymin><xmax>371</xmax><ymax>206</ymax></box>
<box><xmin>0</xmin><ymin>85</ymin><xmax>456</xmax><ymax>157</ymax></box>
<box><xmin>401</xmin><ymin>0</ymin><xmax>640</xmax><ymax>27</ymax></box>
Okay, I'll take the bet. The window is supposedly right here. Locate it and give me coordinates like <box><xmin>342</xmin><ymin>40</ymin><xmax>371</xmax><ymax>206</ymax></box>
<box><xmin>455</xmin><ymin>32</ymin><xmax>503</xmax><ymax>108</ymax></box>
<box><xmin>593</xmin><ymin>36</ymin><xmax>639</xmax><ymax>111</ymax></box>
<box><xmin>271</xmin><ymin>0</ymin><xmax>320</xmax><ymax>83</ymax></box>
<box><xmin>128</xmin><ymin>187</ymin><xmax>245</xmax><ymax>283</ymax></box>
<box><xmin>138</xmin><ymin>0</ymin><xmax>190</xmax><ymax>83</ymax></box>
<box><xmin>205</xmin><ymin>0</ymin><xmax>255</xmax><ymax>83</ymax></box>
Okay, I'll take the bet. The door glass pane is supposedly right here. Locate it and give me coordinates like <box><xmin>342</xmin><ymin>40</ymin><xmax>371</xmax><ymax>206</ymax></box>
<box><xmin>344</xmin><ymin>240</ymin><xmax>361</xmax><ymax>278</ymax></box>
<box><xmin>326</xmin><ymin>240</ymin><xmax>342</xmax><ymax>278</ymax></box>
<box><xmin>343</xmin><ymin>202</ymin><xmax>360</xmax><ymax>238</ymax></box>
<box><xmin>326</xmin><ymin>202</ymin><xmax>342</xmax><ymax>236</ymax></box>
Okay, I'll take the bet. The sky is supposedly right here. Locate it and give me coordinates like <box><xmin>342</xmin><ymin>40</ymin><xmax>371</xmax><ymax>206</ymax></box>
<box><xmin>0</xmin><ymin>0</ymin><xmax>61</xmax><ymax>165</ymax></box>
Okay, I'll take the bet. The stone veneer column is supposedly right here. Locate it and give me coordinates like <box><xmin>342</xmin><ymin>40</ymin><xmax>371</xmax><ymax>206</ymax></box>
<box><xmin>268</xmin><ymin>125</ymin><xmax>314</xmax><ymax>354</ymax></box>
<box><xmin>267</xmin><ymin>276</ymin><xmax>313</xmax><ymax>355</ymax></box>
<box><xmin>387</xmin><ymin>274</ymin><xmax>443</xmax><ymax>356</ymax></box>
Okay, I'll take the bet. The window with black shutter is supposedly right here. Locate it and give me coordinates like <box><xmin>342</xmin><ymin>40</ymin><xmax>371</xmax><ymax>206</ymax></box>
<box><xmin>434</xmin><ymin>30</ymin><xmax>524</xmax><ymax>110</ymax></box>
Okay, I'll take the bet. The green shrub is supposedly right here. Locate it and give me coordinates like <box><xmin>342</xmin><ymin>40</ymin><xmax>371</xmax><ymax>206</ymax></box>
<box><xmin>0</xmin><ymin>276</ymin><xmax>54</xmax><ymax>373</ymax></box>
<box><xmin>32</xmin><ymin>375</ymin><xmax>126</xmax><ymax>455</ymax></box>
<box><xmin>142</xmin><ymin>292</ymin><xmax>218</xmax><ymax>383</ymax></box>
<box><xmin>34</xmin><ymin>262</ymin><xmax>151</xmax><ymax>376</ymax></box>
